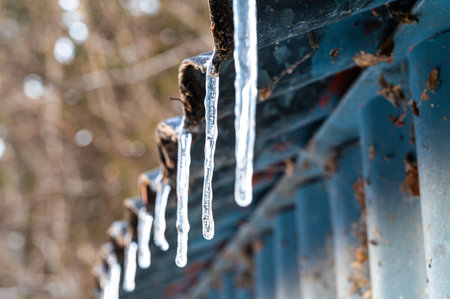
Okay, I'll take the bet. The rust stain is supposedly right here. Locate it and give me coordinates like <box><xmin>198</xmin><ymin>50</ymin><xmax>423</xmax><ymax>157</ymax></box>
<box><xmin>259</xmin><ymin>49</ymin><xmax>315</xmax><ymax>100</ymax></box>
<box><xmin>427</xmin><ymin>67</ymin><xmax>440</xmax><ymax>91</ymax></box>
<box><xmin>348</xmin><ymin>178</ymin><xmax>370</xmax><ymax>296</ymax></box>
<box><xmin>388</xmin><ymin>113</ymin><xmax>406</xmax><ymax>127</ymax></box>
<box><xmin>185</xmin><ymin>260</ymin><xmax>209</xmax><ymax>276</ymax></box>
<box><xmin>285</xmin><ymin>158</ymin><xmax>295</xmax><ymax>176</ymax></box>
<box><xmin>330</xmin><ymin>48</ymin><xmax>342</xmax><ymax>58</ymax></box>
<box><xmin>274</xmin><ymin>142</ymin><xmax>289</xmax><ymax>152</ymax></box>
<box><xmin>410</xmin><ymin>100</ymin><xmax>420</xmax><ymax>117</ymax></box>
<box><xmin>371</xmin><ymin>9</ymin><xmax>379</xmax><ymax>17</ymax></box>
<box><xmin>353</xmin><ymin>178</ymin><xmax>366</xmax><ymax>212</ymax></box>
<box><xmin>259</xmin><ymin>85</ymin><xmax>272</xmax><ymax>100</ymax></box>
<box><xmin>301</xmin><ymin>160</ymin><xmax>311</xmax><ymax>170</ymax></box>
<box><xmin>252</xmin><ymin>171</ymin><xmax>276</xmax><ymax>185</ymax></box>
<box><xmin>164</xmin><ymin>281</ymin><xmax>185</xmax><ymax>297</ymax></box>
<box><xmin>252</xmin><ymin>239</ymin><xmax>264</xmax><ymax>252</ymax></box>
<box><xmin>373</xmin><ymin>227</ymin><xmax>389</xmax><ymax>245</ymax></box>
<box><xmin>368</xmin><ymin>145</ymin><xmax>376</xmax><ymax>161</ymax></box>
<box><xmin>394</xmin><ymin>12</ymin><xmax>419</xmax><ymax>24</ymax></box>
<box><xmin>324</xmin><ymin>150</ymin><xmax>340</xmax><ymax>175</ymax></box>
<box><xmin>420</xmin><ymin>67</ymin><xmax>440</xmax><ymax>106</ymax></box>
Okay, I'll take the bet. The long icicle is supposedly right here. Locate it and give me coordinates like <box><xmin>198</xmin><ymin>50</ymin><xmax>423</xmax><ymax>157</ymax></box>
<box><xmin>137</xmin><ymin>207</ymin><xmax>153</xmax><ymax>268</ymax></box>
<box><xmin>103</xmin><ymin>252</ymin><xmax>121</xmax><ymax>299</ymax></box>
<box><xmin>233</xmin><ymin>0</ymin><xmax>258</xmax><ymax>207</ymax></box>
<box><xmin>154</xmin><ymin>178</ymin><xmax>171</xmax><ymax>251</ymax></box>
<box><xmin>202</xmin><ymin>55</ymin><xmax>220</xmax><ymax>240</ymax></box>
<box><xmin>122</xmin><ymin>240</ymin><xmax>138</xmax><ymax>292</ymax></box>
<box><xmin>175</xmin><ymin>118</ymin><xmax>192</xmax><ymax>267</ymax></box>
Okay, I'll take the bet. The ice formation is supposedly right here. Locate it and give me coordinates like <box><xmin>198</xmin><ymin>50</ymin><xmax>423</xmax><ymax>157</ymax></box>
<box><xmin>154</xmin><ymin>179</ymin><xmax>171</xmax><ymax>251</ymax></box>
<box><xmin>202</xmin><ymin>56</ymin><xmax>220</xmax><ymax>240</ymax></box>
<box><xmin>123</xmin><ymin>241</ymin><xmax>138</xmax><ymax>292</ymax></box>
<box><xmin>103</xmin><ymin>252</ymin><xmax>121</xmax><ymax>299</ymax></box>
<box><xmin>137</xmin><ymin>207</ymin><xmax>153</xmax><ymax>268</ymax></box>
<box><xmin>233</xmin><ymin>0</ymin><xmax>258</xmax><ymax>207</ymax></box>
<box><xmin>175</xmin><ymin>118</ymin><xmax>192</xmax><ymax>267</ymax></box>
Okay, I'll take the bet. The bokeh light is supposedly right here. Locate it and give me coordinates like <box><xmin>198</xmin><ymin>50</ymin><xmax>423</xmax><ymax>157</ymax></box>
<box><xmin>23</xmin><ymin>74</ymin><xmax>44</xmax><ymax>100</ymax></box>
<box><xmin>75</xmin><ymin>129</ymin><xmax>93</xmax><ymax>147</ymax></box>
<box><xmin>69</xmin><ymin>21</ymin><xmax>89</xmax><ymax>43</ymax></box>
<box><xmin>58</xmin><ymin>0</ymin><xmax>80</xmax><ymax>12</ymax></box>
<box><xmin>54</xmin><ymin>37</ymin><xmax>76</xmax><ymax>64</ymax></box>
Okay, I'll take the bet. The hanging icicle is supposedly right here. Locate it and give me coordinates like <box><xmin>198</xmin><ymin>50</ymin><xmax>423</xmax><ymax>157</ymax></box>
<box><xmin>154</xmin><ymin>177</ymin><xmax>171</xmax><ymax>251</ymax></box>
<box><xmin>93</xmin><ymin>263</ymin><xmax>108</xmax><ymax>299</ymax></box>
<box><xmin>123</xmin><ymin>240</ymin><xmax>138</xmax><ymax>292</ymax></box>
<box><xmin>202</xmin><ymin>55</ymin><xmax>220</xmax><ymax>240</ymax></box>
<box><xmin>103</xmin><ymin>251</ymin><xmax>121</xmax><ymax>299</ymax></box>
<box><xmin>175</xmin><ymin>118</ymin><xmax>192</xmax><ymax>267</ymax></box>
<box><xmin>137</xmin><ymin>207</ymin><xmax>153</xmax><ymax>269</ymax></box>
<box><xmin>233</xmin><ymin>0</ymin><xmax>258</xmax><ymax>207</ymax></box>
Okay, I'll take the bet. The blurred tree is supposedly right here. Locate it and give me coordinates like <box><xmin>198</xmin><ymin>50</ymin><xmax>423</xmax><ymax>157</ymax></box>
<box><xmin>0</xmin><ymin>0</ymin><xmax>211</xmax><ymax>297</ymax></box>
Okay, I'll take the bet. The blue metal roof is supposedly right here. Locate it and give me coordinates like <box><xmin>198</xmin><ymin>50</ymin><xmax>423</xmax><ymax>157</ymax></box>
<box><xmin>94</xmin><ymin>0</ymin><xmax>450</xmax><ymax>298</ymax></box>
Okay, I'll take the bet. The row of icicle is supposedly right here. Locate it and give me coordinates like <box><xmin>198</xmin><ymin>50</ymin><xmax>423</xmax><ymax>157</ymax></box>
<box><xmin>97</xmin><ymin>171</ymin><xmax>173</xmax><ymax>298</ymax></box>
<box><xmin>182</xmin><ymin>0</ymin><xmax>258</xmax><ymax>261</ymax></box>
<box><xmin>97</xmin><ymin>0</ymin><xmax>258</xmax><ymax>296</ymax></box>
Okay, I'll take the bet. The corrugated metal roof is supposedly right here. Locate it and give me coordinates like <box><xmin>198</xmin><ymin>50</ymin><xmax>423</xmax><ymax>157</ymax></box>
<box><xmin>94</xmin><ymin>0</ymin><xmax>450</xmax><ymax>298</ymax></box>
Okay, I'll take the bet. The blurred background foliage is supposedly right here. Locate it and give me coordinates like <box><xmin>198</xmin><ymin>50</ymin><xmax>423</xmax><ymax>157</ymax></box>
<box><xmin>0</xmin><ymin>0</ymin><xmax>211</xmax><ymax>297</ymax></box>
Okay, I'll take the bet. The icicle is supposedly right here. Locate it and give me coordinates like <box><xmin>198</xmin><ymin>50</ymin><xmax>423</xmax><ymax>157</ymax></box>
<box><xmin>175</xmin><ymin>118</ymin><xmax>192</xmax><ymax>268</ymax></box>
<box><xmin>202</xmin><ymin>55</ymin><xmax>220</xmax><ymax>240</ymax></box>
<box><xmin>123</xmin><ymin>241</ymin><xmax>138</xmax><ymax>292</ymax></box>
<box><xmin>154</xmin><ymin>179</ymin><xmax>171</xmax><ymax>251</ymax></box>
<box><xmin>103</xmin><ymin>252</ymin><xmax>121</xmax><ymax>299</ymax></box>
<box><xmin>233</xmin><ymin>0</ymin><xmax>258</xmax><ymax>207</ymax></box>
<box><xmin>93</xmin><ymin>264</ymin><xmax>108</xmax><ymax>299</ymax></box>
<box><xmin>137</xmin><ymin>207</ymin><xmax>153</xmax><ymax>268</ymax></box>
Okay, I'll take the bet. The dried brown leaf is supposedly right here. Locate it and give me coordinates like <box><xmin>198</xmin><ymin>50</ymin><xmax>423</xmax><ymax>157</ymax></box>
<box><xmin>353</xmin><ymin>51</ymin><xmax>388</xmax><ymax>67</ymax></box>
<box><xmin>378</xmin><ymin>75</ymin><xmax>406</xmax><ymax>107</ymax></box>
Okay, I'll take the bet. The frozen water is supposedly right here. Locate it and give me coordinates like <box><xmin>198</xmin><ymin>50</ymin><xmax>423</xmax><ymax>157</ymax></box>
<box><xmin>175</xmin><ymin>119</ymin><xmax>192</xmax><ymax>267</ymax></box>
<box><xmin>154</xmin><ymin>179</ymin><xmax>171</xmax><ymax>251</ymax></box>
<box><xmin>123</xmin><ymin>241</ymin><xmax>138</xmax><ymax>292</ymax></box>
<box><xmin>202</xmin><ymin>56</ymin><xmax>220</xmax><ymax>240</ymax></box>
<box><xmin>103</xmin><ymin>252</ymin><xmax>121</xmax><ymax>299</ymax></box>
<box><xmin>233</xmin><ymin>0</ymin><xmax>258</xmax><ymax>207</ymax></box>
<box><xmin>137</xmin><ymin>208</ymin><xmax>153</xmax><ymax>268</ymax></box>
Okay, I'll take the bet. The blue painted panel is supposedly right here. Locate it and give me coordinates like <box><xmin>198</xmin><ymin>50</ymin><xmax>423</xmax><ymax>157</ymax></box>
<box><xmin>207</xmin><ymin>288</ymin><xmax>220</xmax><ymax>299</ymax></box>
<box><xmin>409</xmin><ymin>31</ymin><xmax>450</xmax><ymax>298</ymax></box>
<box><xmin>359</xmin><ymin>96</ymin><xmax>427</xmax><ymax>298</ymax></box>
<box><xmin>235</xmin><ymin>287</ymin><xmax>252</xmax><ymax>299</ymax></box>
<box><xmin>326</xmin><ymin>144</ymin><xmax>370</xmax><ymax>298</ymax></box>
<box><xmin>254</xmin><ymin>233</ymin><xmax>276</xmax><ymax>299</ymax></box>
<box><xmin>273</xmin><ymin>209</ymin><xmax>299</xmax><ymax>299</ymax></box>
<box><xmin>219</xmin><ymin>273</ymin><xmax>236</xmax><ymax>299</ymax></box>
<box><xmin>295</xmin><ymin>181</ymin><xmax>336</xmax><ymax>298</ymax></box>
<box><xmin>394</xmin><ymin>0</ymin><xmax>450</xmax><ymax>62</ymax></box>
